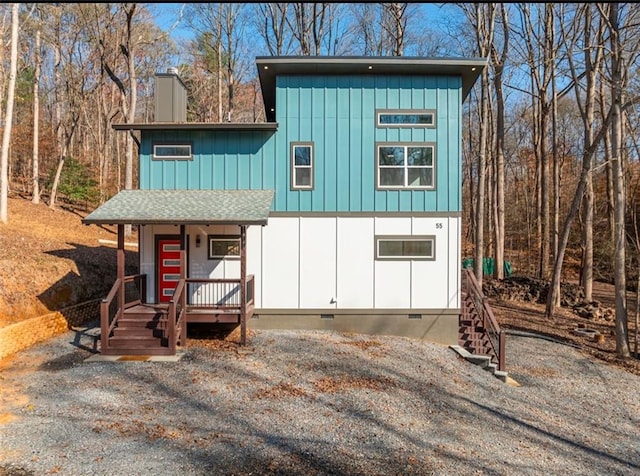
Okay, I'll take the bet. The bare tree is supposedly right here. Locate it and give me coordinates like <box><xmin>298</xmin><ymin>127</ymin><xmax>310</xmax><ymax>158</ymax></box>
<box><xmin>460</xmin><ymin>3</ymin><xmax>496</xmax><ymax>286</ymax></box>
<box><xmin>256</xmin><ymin>3</ymin><xmax>291</xmax><ymax>55</ymax></box>
<box><xmin>31</xmin><ymin>14</ymin><xmax>42</xmax><ymax>204</ymax></box>
<box><xmin>381</xmin><ymin>3</ymin><xmax>408</xmax><ymax>56</ymax></box>
<box><xmin>607</xmin><ymin>2</ymin><xmax>631</xmax><ymax>358</ymax></box>
<box><xmin>287</xmin><ymin>3</ymin><xmax>329</xmax><ymax>55</ymax></box>
<box><xmin>0</xmin><ymin>3</ymin><xmax>19</xmax><ymax>223</ymax></box>
<box><xmin>491</xmin><ymin>3</ymin><xmax>509</xmax><ymax>279</ymax></box>
<box><xmin>546</xmin><ymin>4</ymin><xmax>605</xmax><ymax>314</ymax></box>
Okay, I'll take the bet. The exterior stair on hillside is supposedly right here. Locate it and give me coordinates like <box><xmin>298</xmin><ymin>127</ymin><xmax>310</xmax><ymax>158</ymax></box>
<box><xmin>456</xmin><ymin>267</ymin><xmax>507</xmax><ymax>380</ymax></box>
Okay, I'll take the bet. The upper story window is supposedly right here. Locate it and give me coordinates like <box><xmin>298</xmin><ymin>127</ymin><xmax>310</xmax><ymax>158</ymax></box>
<box><xmin>376</xmin><ymin>143</ymin><xmax>435</xmax><ymax>189</ymax></box>
<box><xmin>291</xmin><ymin>142</ymin><xmax>314</xmax><ymax>190</ymax></box>
<box><xmin>376</xmin><ymin>109</ymin><xmax>436</xmax><ymax>128</ymax></box>
<box><xmin>153</xmin><ymin>144</ymin><xmax>192</xmax><ymax>160</ymax></box>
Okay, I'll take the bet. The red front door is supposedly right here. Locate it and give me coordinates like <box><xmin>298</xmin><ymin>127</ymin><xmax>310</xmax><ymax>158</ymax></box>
<box><xmin>157</xmin><ymin>238</ymin><xmax>182</xmax><ymax>303</ymax></box>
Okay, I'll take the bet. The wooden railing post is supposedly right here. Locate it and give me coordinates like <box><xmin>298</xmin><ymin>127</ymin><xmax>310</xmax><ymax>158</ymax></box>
<box><xmin>240</xmin><ymin>225</ymin><xmax>247</xmax><ymax>345</ymax></box>
<box><xmin>100</xmin><ymin>300</ymin><xmax>109</xmax><ymax>353</ymax></box>
<box><xmin>117</xmin><ymin>225</ymin><xmax>125</xmax><ymax>320</ymax></box>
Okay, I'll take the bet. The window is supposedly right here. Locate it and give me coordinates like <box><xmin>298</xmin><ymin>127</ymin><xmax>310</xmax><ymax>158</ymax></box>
<box><xmin>153</xmin><ymin>144</ymin><xmax>192</xmax><ymax>160</ymax></box>
<box><xmin>208</xmin><ymin>236</ymin><xmax>240</xmax><ymax>259</ymax></box>
<box><xmin>375</xmin><ymin>236</ymin><xmax>435</xmax><ymax>261</ymax></box>
<box><xmin>376</xmin><ymin>109</ymin><xmax>436</xmax><ymax>128</ymax></box>
<box><xmin>376</xmin><ymin>143</ymin><xmax>435</xmax><ymax>189</ymax></box>
<box><xmin>291</xmin><ymin>142</ymin><xmax>314</xmax><ymax>189</ymax></box>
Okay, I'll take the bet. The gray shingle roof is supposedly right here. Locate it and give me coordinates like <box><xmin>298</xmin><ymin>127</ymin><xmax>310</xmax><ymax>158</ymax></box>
<box><xmin>82</xmin><ymin>189</ymin><xmax>274</xmax><ymax>225</ymax></box>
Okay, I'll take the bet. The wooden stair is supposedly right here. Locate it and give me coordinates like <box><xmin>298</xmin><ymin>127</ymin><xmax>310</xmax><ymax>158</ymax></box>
<box><xmin>457</xmin><ymin>291</ymin><xmax>508</xmax><ymax>380</ymax></box>
<box><xmin>103</xmin><ymin>305</ymin><xmax>175</xmax><ymax>356</ymax></box>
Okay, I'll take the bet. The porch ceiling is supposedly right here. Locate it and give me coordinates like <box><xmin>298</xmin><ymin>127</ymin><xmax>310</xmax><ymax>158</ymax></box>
<box><xmin>82</xmin><ymin>189</ymin><xmax>274</xmax><ymax>226</ymax></box>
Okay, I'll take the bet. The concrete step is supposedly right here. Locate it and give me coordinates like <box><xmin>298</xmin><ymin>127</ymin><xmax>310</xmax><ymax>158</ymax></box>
<box><xmin>450</xmin><ymin>345</ymin><xmax>510</xmax><ymax>384</ymax></box>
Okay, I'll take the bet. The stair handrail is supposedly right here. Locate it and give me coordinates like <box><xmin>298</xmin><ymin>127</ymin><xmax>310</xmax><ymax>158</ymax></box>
<box><xmin>462</xmin><ymin>267</ymin><xmax>506</xmax><ymax>371</ymax></box>
<box><xmin>123</xmin><ymin>274</ymin><xmax>147</xmax><ymax>308</ymax></box>
<box><xmin>168</xmin><ymin>279</ymin><xmax>186</xmax><ymax>352</ymax></box>
<box><xmin>100</xmin><ymin>278</ymin><xmax>122</xmax><ymax>354</ymax></box>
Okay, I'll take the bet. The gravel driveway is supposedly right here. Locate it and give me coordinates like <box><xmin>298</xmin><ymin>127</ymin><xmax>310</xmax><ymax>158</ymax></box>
<box><xmin>1</xmin><ymin>325</ymin><xmax>639</xmax><ymax>475</ymax></box>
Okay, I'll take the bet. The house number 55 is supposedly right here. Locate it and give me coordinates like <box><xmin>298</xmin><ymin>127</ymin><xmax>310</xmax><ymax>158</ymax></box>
<box><xmin>435</xmin><ymin>223</ymin><xmax>443</xmax><ymax>229</ymax></box>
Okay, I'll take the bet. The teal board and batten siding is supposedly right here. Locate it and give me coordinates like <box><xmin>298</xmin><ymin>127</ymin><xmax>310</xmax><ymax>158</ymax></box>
<box><xmin>276</xmin><ymin>74</ymin><xmax>462</xmax><ymax>213</ymax></box>
<box><xmin>140</xmin><ymin>74</ymin><xmax>462</xmax><ymax>213</ymax></box>
<box><xmin>139</xmin><ymin>130</ymin><xmax>277</xmax><ymax>191</ymax></box>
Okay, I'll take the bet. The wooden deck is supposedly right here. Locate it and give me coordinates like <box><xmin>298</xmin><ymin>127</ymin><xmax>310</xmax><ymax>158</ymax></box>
<box><xmin>123</xmin><ymin>303</ymin><xmax>242</xmax><ymax>324</ymax></box>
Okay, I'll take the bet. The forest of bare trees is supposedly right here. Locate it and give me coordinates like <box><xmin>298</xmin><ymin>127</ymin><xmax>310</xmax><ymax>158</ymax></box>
<box><xmin>0</xmin><ymin>3</ymin><xmax>639</xmax><ymax>358</ymax></box>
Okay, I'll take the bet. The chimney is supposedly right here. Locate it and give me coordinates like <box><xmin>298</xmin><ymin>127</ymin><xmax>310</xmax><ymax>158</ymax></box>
<box><xmin>154</xmin><ymin>67</ymin><xmax>187</xmax><ymax>122</ymax></box>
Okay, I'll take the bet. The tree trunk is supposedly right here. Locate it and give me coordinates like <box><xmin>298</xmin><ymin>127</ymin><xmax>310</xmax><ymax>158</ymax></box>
<box><xmin>609</xmin><ymin>2</ymin><xmax>631</xmax><ymax>358</ymax></box>
<box><xmin>32</xmin><ymin>25</ymin><xmax>41</xmax><ymax>204</ymax></box>
<box><xmin>492</xmin><ymin>3</ymin><xmax>508</xmax><ymax>280</ymax></box>
<box><xmin>0</xmin><ymin>3</ymin><xmax>19</xmax><ymax>224</ymax></box>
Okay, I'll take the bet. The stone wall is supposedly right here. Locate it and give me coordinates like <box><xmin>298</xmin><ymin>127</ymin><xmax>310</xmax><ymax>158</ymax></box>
<box><xmin>0</xmin><ymin>299</ymin><xmax>100</xmax><ymax>360</ymax></box>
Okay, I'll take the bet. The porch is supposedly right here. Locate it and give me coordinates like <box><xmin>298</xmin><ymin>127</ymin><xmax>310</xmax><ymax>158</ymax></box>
<box><xmin>82</xmin><ymin>189</ymin><xmax>274</xmax><ymax>356</ymax></box>
<box><xmin>99</xmin><ymin>274</ymin><xmax>255</xmax><ymax>355</ymax></box>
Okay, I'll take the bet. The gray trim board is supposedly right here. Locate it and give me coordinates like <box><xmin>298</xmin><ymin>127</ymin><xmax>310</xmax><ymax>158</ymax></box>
<box><xmin>253</xmin><ymin>308</ymin><xmax>461</xmax><ymax>315</ymax></box>
<box><xmin>113</xmin><ymin>122</ymin><xmax>279</xmax><ymax>132</ymax></box>
<box><xmin>268</xmin><ymin>211</ymin><xmax>461</xmax><ymax>218</ymax></box>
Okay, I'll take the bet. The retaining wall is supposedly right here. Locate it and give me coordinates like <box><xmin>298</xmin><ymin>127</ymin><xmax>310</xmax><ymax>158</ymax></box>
<box><xmin>0</xmin><ymin>299</ymin><xmax>100</xmax><ymax>360</ymax></box>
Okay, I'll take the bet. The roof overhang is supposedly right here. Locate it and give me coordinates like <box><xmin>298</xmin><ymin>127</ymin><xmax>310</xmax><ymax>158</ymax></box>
<box><xmin>112</xmin><ymin>122</ymin><xmax>278</xmax><ymax>132</ymax></box>
<box><xmin>82</xmin><ymin>189</ymin><xmax>274</xmax><ymax>226</ymax></box>
<box><xmin>256</xmin><ymin>56</ymin><xmax>487</xmax><ymax>122</ymax></box>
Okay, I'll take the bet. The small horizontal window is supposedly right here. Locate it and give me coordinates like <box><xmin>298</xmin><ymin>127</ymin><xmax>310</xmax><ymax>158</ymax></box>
<box><xmin>208</xmin><ymin>236</ymin><xmax>240</xmax><ymax>259</ymax></box>
<box><xmin>376</xmin><ymin>110</ymin><xmax>436</xmax><ymax>128</ymax></box>
<box><xmin>375</xmin><ymin>236</ymin><xmax>435</xmax><ymax>261</ymax></box>
<box><xmin>153</xmin><ymin>144</ymin><xmax>192</xmax><ymax>160</ymax></box>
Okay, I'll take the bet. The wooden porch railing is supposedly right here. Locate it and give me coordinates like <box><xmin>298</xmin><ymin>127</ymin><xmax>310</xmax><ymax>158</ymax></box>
<box><xmin>100</xmin><ymin>274</ymin><xmax>146</xmax><ymax>354</ymax></box>
<box><xmin>461</xmin><ymin>267</ymin><xmax>506</xmax><ymax>371</ymax></box>
<box><xmin>186</xmin><ymin>275</ymin><xmax>255</xmax><ymax>314</ymax></box>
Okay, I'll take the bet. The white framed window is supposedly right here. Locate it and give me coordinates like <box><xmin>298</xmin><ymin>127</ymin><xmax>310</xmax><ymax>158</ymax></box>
<box><xmin>208</xmin><ymin>235</ymin><xmax>240</xmax><ymax>259</ymax></box>
<box><xmin>376</xmin><ymin>143</ymin><xmax>435</xmax><ymax>189</ymax></box>
<box><xmin>291</xmin><ymin>142</ymin><xmax>314</xmax><ymax>190</ymax></box>
<box><xmin>375</xmin><ymin>235</ymin><xmax>435</xmax><ymax>261</ymax></box>
<box><xmin>153</xmin><ymin>144</ymin><xmax>192</xmax><ymax>160</ymax></box>
<box><xmin>376</xmin><ymin>109</ymin><xmax>436</xmax><ymax>128</ymax></box>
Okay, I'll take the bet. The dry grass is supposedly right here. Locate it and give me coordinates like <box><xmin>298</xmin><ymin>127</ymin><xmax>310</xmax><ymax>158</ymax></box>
<box><xmin>0</xmin><ymin>195</ymin><xmax>137</xmax><ymax>327</ymax></box>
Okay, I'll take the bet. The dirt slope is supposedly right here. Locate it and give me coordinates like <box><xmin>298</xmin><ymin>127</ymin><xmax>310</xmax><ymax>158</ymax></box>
<box><xmin>0</xmin><ymin>195</ymin><xmax>137</xmax><ymax>327</ymax></box>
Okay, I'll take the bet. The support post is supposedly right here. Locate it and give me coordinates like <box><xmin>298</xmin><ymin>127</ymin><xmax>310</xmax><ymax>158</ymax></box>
<box><xmin>117</xmin><ymin>224</ymin><xmax>125</xmax><ymax>315</ymax></box>
<box><xmin>240</xmin><ymin>225</ymin><xmax>247</xmax><ymax>345</ymax></box>
<box><xmin>179</xmin><ymin>224</ymin><xmax>187</xmax><ymax>346</ymax></box>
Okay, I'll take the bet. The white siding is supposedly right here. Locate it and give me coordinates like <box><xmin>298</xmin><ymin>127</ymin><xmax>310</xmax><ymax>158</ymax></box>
<box><xmin>300</xmin><ymin>218</ymin><xmax>337</xmax><ymax>308</ymax></box>
<box><xmin>410</xmin><ymin>216</ymin><xmax>450</xmax><ymax>308</ymax></box>
<box><xmin>247</xmin><ymin>226</ymin><xmax>263</xmax><ymax>307</ymax></box>
<box><xmin>261</xmin><ymin>217</ymin><xmax>300</xmax><ymax>308</ymax></box>
<box><xmin>448</xmin><ymin>217</ymin><xmax>461</xmax><ymax>308</ymax></box>
<box><xmin>374</xmin><ymin>260</ymin><xmax>412</xmax><ymax>308</ymax></box>
<box><xmin>141</xmin><ymin>216</ymin><xmax>460</xmax><ymax>311</ymax></box>
<box><xmin>336</xmin><ymin>217</ymin><xmax>374</xmax><ymax>308</ymax></box>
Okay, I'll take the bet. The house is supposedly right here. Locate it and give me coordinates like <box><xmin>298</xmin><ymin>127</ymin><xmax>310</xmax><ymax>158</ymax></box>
<box><xmin>83</xmin><ymin>56</ymin><xmax>485</xmax><ymax>356</ymax></box>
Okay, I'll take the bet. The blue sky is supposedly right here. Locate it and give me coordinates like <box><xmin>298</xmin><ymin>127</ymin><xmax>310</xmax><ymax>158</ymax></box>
<box><xmin>151</xmin><ymin>3</ymin><xmax>461</xmax><ymax>50</ymax></box>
